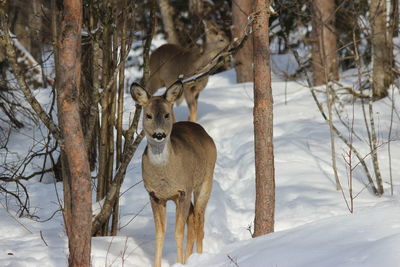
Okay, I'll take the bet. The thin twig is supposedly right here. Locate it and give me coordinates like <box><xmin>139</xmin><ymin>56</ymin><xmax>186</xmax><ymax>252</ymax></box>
<box><xmin>227</xmin><ymin>254</ymin><xmax>240</xmax><ymax>267</ymax></box>
<box><xmin>40</xmin><ymin>231</ymin><xmax>49</xmax><ymax>246</ymax></box>
<box><xmin>118</xmin><ymin>202</ymin><xmax>149</xmax><ymax>230</ymax></box>
<box><xmin>0</xmin><ymin>200</ymin><xmax>33</xmax><ymax>234</ymax></box>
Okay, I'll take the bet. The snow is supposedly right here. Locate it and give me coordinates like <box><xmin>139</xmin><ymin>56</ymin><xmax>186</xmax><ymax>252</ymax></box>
<box><xmin>1</xmin><ymin>55</ymin><xmax>400</xmax><ymax>267</ymax></box>
<box><xmin>12</xmin><ymin>35</ymin><xmax>45</xmax><ymax>86</ymax></box>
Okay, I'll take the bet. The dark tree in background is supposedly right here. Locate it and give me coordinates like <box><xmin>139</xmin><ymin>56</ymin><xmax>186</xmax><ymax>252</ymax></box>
<box><xmin>232</xmin><ymin>0</ymin><xmax>254</xmax><ymax>82</ymax></box>
<box><xmin>252</xmin><ymin>0</ymin><xmax>275</xmax><ymax>237</ymax></box>
<box><xmin>159</xmin><ymin>0</ymin><xmax>180</xmax><ymax>44</ymax></box>
<box><xmin>370</xmin><ymin>0</ymin><xmax>392</xmax><ymax>98</ymax></box>
<box><xmin>311</xmin><ymin>0</ymin><xmax>338</xmax><ymax>86</ymax></box>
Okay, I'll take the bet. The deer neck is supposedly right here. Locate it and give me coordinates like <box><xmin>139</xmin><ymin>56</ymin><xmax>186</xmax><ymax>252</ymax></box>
<box><xmin>146</xmin><ymin>137</ymin><xmax>172</xmax><ymax>166</ymax></box>
<box><xmin>194</xmin><ymin>44</ymin><xmax>219</xmax><ymax>74</ymax></box>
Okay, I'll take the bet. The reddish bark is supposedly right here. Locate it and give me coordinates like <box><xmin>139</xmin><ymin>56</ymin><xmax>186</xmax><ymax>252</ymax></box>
<box><xmin>56</xmin><ymin>0</ymin><xmax>92</xmax><ymax>266</ymax></box>
<box><xmin>252</xmin><ymin>0</ymin><xmax>275</xmax><ymax>237</ymax></box>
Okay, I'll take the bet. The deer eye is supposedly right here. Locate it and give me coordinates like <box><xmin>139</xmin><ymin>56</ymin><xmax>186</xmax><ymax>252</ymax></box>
<box><xmin>164</xmin><ymin>113</ymin><xmax>170</xmax><ymax>119</ymax></box>
<box><xmin>146</xmin><ymin>114</ymin><xmax>153</xmax><ymax>119</ymax></box>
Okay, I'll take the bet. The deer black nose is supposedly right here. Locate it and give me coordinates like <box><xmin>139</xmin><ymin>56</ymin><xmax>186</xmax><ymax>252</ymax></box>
<box><xmin>152</xmin><ymin>133</ymin><xmax>166</xmax><ymax>140</ymax></box>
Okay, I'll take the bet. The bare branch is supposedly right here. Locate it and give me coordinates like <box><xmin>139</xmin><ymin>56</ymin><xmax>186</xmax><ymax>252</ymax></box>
<box><xmin>0</xmin><ymin>25</ymin><xmax>62</xmax><ymax>141</ymax></box>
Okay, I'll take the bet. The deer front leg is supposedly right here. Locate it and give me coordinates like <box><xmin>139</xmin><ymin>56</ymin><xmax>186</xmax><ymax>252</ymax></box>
<box><xmin>150</xmin><ymin>193</ymin><xmax>167</xmax><ymax>267</ymax></box>
<box><xmin>174</xmin><ymin>190</ymin><xmax>192</xmax><ymax>264</ymax></box>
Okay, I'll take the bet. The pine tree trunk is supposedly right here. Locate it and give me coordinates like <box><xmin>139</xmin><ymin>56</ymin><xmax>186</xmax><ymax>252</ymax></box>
<box><xmin>252</xmin><ymin>0</ymin><xmax>275</xmax><ymax>237</ymax></box>
<box><xmin>56</xmin><ymin>0</ymin><xmax>92</xmax><ymax>265</ymax></box>
<box><xmin>311</xmin><ymin>0</ymin><xmax>338</xmax><ymax>86</ymax></box>
<box><xmin>232</xmin><ymin>0</ymin><xmax>254</xmax><ymax>83</ymax></box>
<box><xmin>370</xmin><ymin>0</ymin><xmax>391</xmax><ymax>98</ymax></box>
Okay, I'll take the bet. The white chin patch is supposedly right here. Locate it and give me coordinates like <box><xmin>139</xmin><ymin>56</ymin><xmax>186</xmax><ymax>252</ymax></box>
<box><xmin>153</xmin><ymin>137</ymin><xmax>165</xmax><ymax>143</ymax></box>
<box><xmin>148</xmin><ymin>145</ymin><xmax>169</xmax><ymax>165</ymax></box>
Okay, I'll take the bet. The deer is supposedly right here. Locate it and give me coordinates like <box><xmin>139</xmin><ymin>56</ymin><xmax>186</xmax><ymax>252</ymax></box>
<box><xmin>130</xmin><ymin>81</ymin><xmax>217</xmax><ymax>267</ymax></box>
<box><xmin>147</xmin><ymin>20</ymin><xmax>230</xmax><ymax>122</ymax></box>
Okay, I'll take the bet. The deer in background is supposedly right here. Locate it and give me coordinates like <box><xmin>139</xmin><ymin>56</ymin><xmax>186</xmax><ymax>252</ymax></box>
<box><xmin>131</xmin><ymin>81</ymin><xmax>217</xmax><ymax>267</ymax></box>
<box><xmin>147</xmin><ymin>20</ymin><xmax>230</xmax><ymax>122</ymax></box>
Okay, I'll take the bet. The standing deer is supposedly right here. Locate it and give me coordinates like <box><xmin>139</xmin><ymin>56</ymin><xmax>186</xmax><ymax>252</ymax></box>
<box><xmin>130</xmin><ymin>81</ymin><xmax>217</xmax><ymax>267</ymax></box>
<box><xmin>147</xmin><ymin>20</ymin><xmax>230</xmax><ymax>121</ymax></box>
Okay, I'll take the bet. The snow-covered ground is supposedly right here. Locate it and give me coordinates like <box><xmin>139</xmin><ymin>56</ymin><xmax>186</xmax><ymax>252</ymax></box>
<box><xmin>1</xmin><ymin>61</ymin><xmax>400</xmax><ymax>267</ymax></box>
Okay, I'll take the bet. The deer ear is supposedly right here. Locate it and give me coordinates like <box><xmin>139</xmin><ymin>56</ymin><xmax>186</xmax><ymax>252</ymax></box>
<box><xmin>164</xmin><ymin>81</ymin><xmax>183</xmax><ymax>103</ymax></box>
<box><xmin>130</xmin><ymin>82</ymin><xmax>150</xmax><ymax>105</ymax></box>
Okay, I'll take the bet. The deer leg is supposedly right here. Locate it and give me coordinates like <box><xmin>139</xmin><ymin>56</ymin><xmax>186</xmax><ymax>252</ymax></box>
<box><xmin>185</xmin><ymin>86</ymin><xmax>199</xmax><ymax>122</ymax></box>
<box><xmin>194</xmin><ymin>180</ymin><xmax>212</xmax><ymax>254</ymax></box>
<box><xmin>185</xmin><ymin>202</ymin><xmax>195</xmax><ymax>261</ymax></box>
<box><xmin>150</xmin><ymin>194</ymin><xmax>167</xmax><ymax>267</ymax></box>
<box><xmin>189</xmin><ymin>93</ymin><xmax>200</xmax><ymax>122</ymax></box>
<box><xmin>174</xmin><ymin>190</ymin><xmax>191</xmax><ymax>264</ymax></box>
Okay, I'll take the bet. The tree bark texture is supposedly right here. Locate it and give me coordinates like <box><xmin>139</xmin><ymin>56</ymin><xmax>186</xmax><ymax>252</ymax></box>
<box><xmin>232</xmin><ymin>0</ymin><xmax>254</xmax><ymax>82</ymax></box>
<box><xmin>159</xmin><ymin>0</ymin><xmax>179</xmax><ymax>45</ymax></box>
<box><xmin>311</xmin><ymin>0</ymin><xmax>338</xmax><ymax>86</ymax></box>
<box><xmin>252</xmin><ymin>0</ymin><xmax>275</xmax><ymax>237</ymax></box>
<box><xmin>96</xmin><ymin>21</ymin><xmax>114</xmax><ymax>236</ymax></box>
<box><xmin>370</xmin><ymin>0</ymin><xmax>391</xmax><ymax>98</ymax></box>
<box><xmin>56</xmin><ymin>0</ymin><xmax>92</xmax><ymax>266</ymax></box>
<box><xmin>189</xmin><ymin>0</ymin><xmax>204</xmax><ymax>43</ymax></box>
<box><xmin>80</xmin><ymin>39</ymin><xmax>97</xmax><ymax>171</ymax></box>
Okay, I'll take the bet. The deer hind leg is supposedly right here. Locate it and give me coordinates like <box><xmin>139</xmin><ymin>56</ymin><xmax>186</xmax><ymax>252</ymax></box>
<box><xmin>185</xmin><ymin>85</ymin><xmax>200</xmax><ymax>122</ymax></box>
<box><xmin>194</xmin><ymin>180</ymin><xmax>213</xmax><ymax>254</ymax></box>
<box><xmin>185</xmin><ymin>202</ymin><xmax>195</xmax><ymax>261</ymax></box>
<box><xmin>174</xmin><ymin>190</ymin><xmax>192</xmax><ymax>264</ymax></box>
<box><xmin>150</xmin><ymin>194</ymin><xmax>167</xmax><ymax>267</ymax></box>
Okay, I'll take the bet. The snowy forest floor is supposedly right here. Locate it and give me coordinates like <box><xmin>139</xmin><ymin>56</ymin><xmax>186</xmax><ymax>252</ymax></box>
<box><xmin>1</xmin><ymin>59</ymin><xmax>400</xmax><ymax>267</ymax></box>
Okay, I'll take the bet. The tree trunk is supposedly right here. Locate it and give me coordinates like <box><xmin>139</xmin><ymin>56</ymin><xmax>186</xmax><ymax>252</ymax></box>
<box><xmin>159</xmin><ymin>0</ymin><xmax>179</xmax><ymax>45</ymax></box>
<box><xmin>252</xmin><ymin>0</ymin><xmax>275</xmax><ymax>237</ymax></box>
<box><xmin>232</xmin><ymin>0</ymin><xmax>254</xmax><ymax>83</ymax></box>
<box><xmin>80</xmin><ymin>39</ymin><xmax>98</xmax><ymax>171</ymax></box>
<box><xmin>10</xmin><ymin>4</ymin><xmax>31</xmax><ymax>54</ymax></box>
<box><xmin>56</xmin><ymin>0</ymin><xmax>92</xmax><ymax>265</ymax></box>
<box><xmin>391</xmin><ymin>0</ymin><xmax>399</xmax><ymax>37</ymax></box>
<box><xmin>189</xmin><ymin>0</ymin><xmax>204</xmax><ymax>44</ymax></box>
<box><xmin>30</xmin><ymin>0</ymin><xmax>42</xmax><ymax>62</ymax></box>
<box><xmin>311</xmin><ymin>0</ymin><xmax>338</xmax><ymax>86</ymax></box>
<box><xmin>370</xmin><ymin>0</ymin><xmax>391</xmax><ymax>98</ymax></box>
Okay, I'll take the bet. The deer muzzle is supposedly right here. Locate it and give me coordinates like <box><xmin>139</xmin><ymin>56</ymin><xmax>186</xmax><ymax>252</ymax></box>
<box><xmin>152</xmin><ymin>132</ymin><xmax>167</xmax><ymax>142</ymax></box>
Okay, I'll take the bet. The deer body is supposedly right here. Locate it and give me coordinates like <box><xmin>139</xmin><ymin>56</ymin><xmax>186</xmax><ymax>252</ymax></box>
<box><xmin>148</xmin><ymin>44</ymin><xmax>206</xmax><ymax>90</ymax></box>
<box><xmin>143</xmin><ymin>122</ymin><xmax>214</xmax><ymax>199</ymax></box>
<box><xmin>147</xmin><ymin>21</ymin><xmax>229</xmax><ymax>121</ymax></box>
<box><xmin>131</xmin><ymin>81</ymin><xmax>217</xmax><ymax>267</ymax></box>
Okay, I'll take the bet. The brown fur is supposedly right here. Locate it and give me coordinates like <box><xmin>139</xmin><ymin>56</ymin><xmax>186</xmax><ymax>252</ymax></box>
<box><xmin>131</xmin><ymin>81</ymin><xmax>217</xmax><ymax>267</ymax></box>
<box><xmin>147</xmin><ymin>20</ymin><xmax>229</xmax><ymax>122</ymax></box>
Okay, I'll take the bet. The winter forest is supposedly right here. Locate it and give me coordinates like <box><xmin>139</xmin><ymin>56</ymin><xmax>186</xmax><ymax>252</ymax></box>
<box><xmin>1</xmin><ymin>0</ymin><xmax>400</xmax><ymax>266</ymax></box>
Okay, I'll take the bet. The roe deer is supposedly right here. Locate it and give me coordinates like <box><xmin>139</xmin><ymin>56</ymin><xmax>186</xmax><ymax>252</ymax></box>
<box><xmin>130</xmin><ymin>81</ymin><xmax>217</xmax><ymax>267</ymax></box>
<box><xmin>147</xmin><ymin>20</ymin><xmax>230</xmax><ymax>121</ymax></box>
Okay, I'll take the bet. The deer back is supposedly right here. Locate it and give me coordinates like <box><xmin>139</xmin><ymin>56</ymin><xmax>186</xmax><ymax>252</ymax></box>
<box><xmin>147</xmin><ymin>44</ymin><xmax>201</xmax><ymax>95</ymax></box>
<box><xmin>147</xmin><ymin>20</ymin><xmax>229</xmax><ymax>95</ymax></box>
